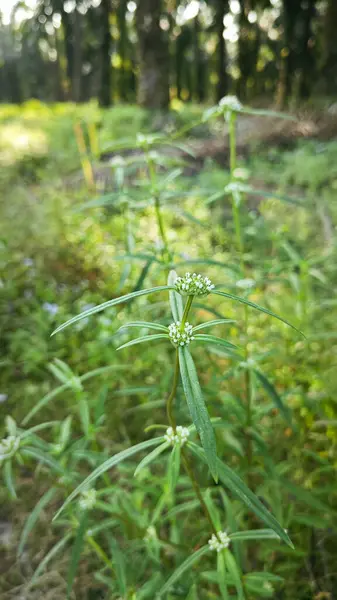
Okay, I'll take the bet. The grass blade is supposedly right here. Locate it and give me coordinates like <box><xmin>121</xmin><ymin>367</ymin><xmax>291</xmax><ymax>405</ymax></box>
<box><xmin>229</xmin><ymin>529</ymin><xmax>281</xmax><ymax>541</ymax></box>
<box><xmin>254</xmin><ymin>369</ymin><xmax>292</xmax><ymax>425</ymax></box>
<box><xmin>118</xmin><ymin>321</ymin><xmax>168</xmax><ymax>333</ymax></box>
<box><xmin>193</xmin><ymin>319</ymin><xmax>236</xmax><ymax>333</ymax></box>
<box><xmin>158</xmin><ymin>545</ymin><xmax>210</xmax><ymax>597</ymax></box>
<box><xmin>134</xmin><ymin>441</ymin><xmax>170</xmax><ymax>477</ymax></box>
<box><xmin>29</xmin><ymin>534</ymin><xmax>72</xmax><ymax>589</ymax></box>
<box><xmin>117</xmin><ymin>334</ymin><xmax>169</xmax><ymax>351</ymax></box>
<box><xmin>179</xmin><ymin>347</ymin><xmax>218</xmax><ymax>482</ymax></box>
<box><xmin>212</xmin><ymin>290</ymin><xmax>304</xmax><ymax>336</ymax></box>
<box><xmin>168</xmin><ymin>270</ymin><xmax>184</xmax><ymax>321</ymax></box>
<box><xmin>51</xmin><ymin>286</ymin><xmax>173</xmax><ymax>336</ymax></box>
<box><xmin>67</xmin><ymin>512</ymin><xmax>88</xmax><ymax>598</ymax></box>
<box><xmin>18</xmin><ymin>487</ymin><xmax>57</xmax><ymax>556</ymax></box>
<box><xmin>53</xmin><ymin>437</ymin><xmax>163</xmax><ymax>520</ymax></box>
<box><xmin>194</xmin><ymin>334</ymin><xmax>238</xmax><ymax>350</ymax></box>
<box><xmin>187</xmin><ymin>442</ymin><xmax>293</xmax><ymax>548</ymax></box>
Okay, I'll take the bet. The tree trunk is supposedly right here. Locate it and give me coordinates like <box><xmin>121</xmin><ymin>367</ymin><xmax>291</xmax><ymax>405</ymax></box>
<box><xmin>276</xmin><ymin>0</ymin><xmax>301</xmax><ymax>108</ymax></box>
<box><xmin>117</xmin><ymin>0</ymin><xmax>128</xmax><ymax>101</ymax></box>
<box><xmin>322</xmin><ymin>0</ymin><xmax>337</xmax><ymax>93</ymax></box>
<box><xmin>99</xmin><ymin>0</ymin><xmax>112</xmax><ymax>106</ymax></box>
<box><xmin>72</xmin><ymin>8</ymin><xmax>82</xmax><ymax>102</ymax></box>
<box><xmin>60</xmin><ymin>4</ymin><xmax>74</xmax><ymax>100</ymax></box>
<box><xmin>215</xmin><ymin>0</ymin><xmax>229</xmax><ymax>101</ymax></box>
<box><xmin>136</xmin><ymin>0</ymin><xmax>170</xmax><ymax>110</ymax></box>
<box><xmin>298</xmin><ymin>0</ymin><xmax>315</xmax><ymax>99</ymax></box>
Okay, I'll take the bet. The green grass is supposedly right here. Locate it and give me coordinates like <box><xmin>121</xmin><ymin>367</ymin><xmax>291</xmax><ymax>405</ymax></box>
<box><xmin>1</xmin><ymin>101</ymin><xmax>337</xmax><ymax>599</ymax></box>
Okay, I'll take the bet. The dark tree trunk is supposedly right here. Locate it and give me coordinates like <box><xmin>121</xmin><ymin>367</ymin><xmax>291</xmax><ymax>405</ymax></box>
<box><xmin>136</xmin><ymin>0</ymin><xmax>170</xmax><ymax>110</ymax></box>
<box><xmin>117</xmin><ymin>0</ymin><xmax>128</xmax><ymax>101</ymax></box>
<box><xmin>215</xmin><ymin>0</ymin><xmax>229</xmax><ymax>101</ymax></box>
<box><xmin>60</xmin><ymin>6</ymin><xmax>74</xmax><ymax>99</ymax></box>
<box><xmin>237</xmin><ymin>0</ymin><xmax>251</xmax><ymax>100</ymax></box>
<box><xmin>276</xmin><ymin>0</ymin><xmax>301</xmax><ymax>108</ymax></box>
<box><xmin>298</xmin><ymin>0</ymin><xmax>316</xmax><ymax>99</ymax></box>
<box><xmin>99</xmin><ymin>0</ymin><xmax>112</xmax><ymax>106</ymax></box>
<box><xmin>72</xmin><ymin>8</ymin><xmax>82</xmax><ymax>102</ymax></box>
<box><xmin>322</xmin><ymin>0</ymin><xmax>337</xmax><ymax>93</ymax></box>
<box><xmin>192</xmin><ymin>12</ymin><xmax>205</xmax><ymax>102</ymax></box>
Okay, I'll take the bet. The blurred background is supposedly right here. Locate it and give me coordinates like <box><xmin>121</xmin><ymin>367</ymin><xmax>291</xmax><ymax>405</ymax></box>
<box><xmin>0</xmin><ymin>0</ymin><xmax>336</xmax><ymax>109</ymax></box>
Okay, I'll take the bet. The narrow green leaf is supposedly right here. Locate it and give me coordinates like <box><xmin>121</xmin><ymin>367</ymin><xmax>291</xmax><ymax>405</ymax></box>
<box><xmin>21</xmin><ymin>447</ymin><xmax>64</xmax><ymax>473</ymax></box>
<box><xmin>217</xmin><ymin>551</ymin><xmax>229</xmax><ymax>600</ymax></box>
<box><xmin>158</xmin><ymin>545</ymin><xmax>210</xmax><ymax>597</ymax></box>
<box><xmin>240</xmin><ymin>107</ymin><xmax>296</xmax><ymax>120</ymax></box>
<box><xmin>67</xmin><ymin>512</ymin><xmax>88</xmax><ymax>598</ymax></box>
<box><xmin>168</xmin><ymin>270</ymin><xmax>184</xmax><ymax>321</ymax></box>
<box><xmin>224</xmin><ymin>550</ymin><xmax>245</xmax><ymax>600</ymax></box>
<box><xmin>51</xmin><ymin>286</ymin><xmax>173</xmax><ymax>336</ymax></box>
<box><xmin>22</xmin><ymin>383</ymin><xmax>69</xmax><ymax>425</ymax></box>
<box><xmin>204</xmin><ymin>489</ymin><xmax>222</xmax><ymax>531</ymax></box>
<box><xmin>109</xmin><ymin>537</ymin><xmax>127</xmax><ymax>597</ymax></box>
<box><xmin>119</xmin><ymin>321</ymin><xmax>168</xmax><ymax>333</ymax></box>
<box><xmin>134</xmin><ymin>442</ymin><xmax>170</xmax><ymax>477</ymax></box>
<box><xmin>117</xmin><ymin>333</ymin><xmax>169</xmax><ymax>351</ymax></box>
<box><xmin>229</xmin><ymin>529</ymin><xmax>281</xmax><ymax>542</ymax></box>
<box><xmin>254</xmin><ymin>370</ymin><xmax>292</xmax><ymax>425</ymax></box>
<box><xmin>28</xmin><ymin>534</ymin><xmax>72</xmax><ymax>589</ymax></box>
<box><xmin>53</xmin><ymin>437</ymin><xmax>163</xmax><ymax>520</ymax></box>
<box><xmin>194</xmin><ymin>334</ymin><xmax>238</xmax><ymax>350</ymax></box>
<box><xmin>20</xmin><ymin>421</ymin><xmax>60</xmax><ymax>440</ymax></box>
<box><xmin>4</xmin><ymin>460</ymin><xmax>16</xmax><ymax>499</ymax></box>
<box><xmin>179</xmin><ymin>347</ymin><xmax>218</xmax><ymax>482</ymax></box>
<box><xmin>167</xmin><ymin>443</ymin><xmax>181</xmax><ymax>496</ymax></box>
<box><xmin>18</xmin><ymin>487</ymin><xmax>57</xmax><ymax>556</ymax></box>
<box><xmin>187</xmin><ymin>443</ymin><xmax>293</xmax><ymax>548</ymax></box>
<box><xmin>193</xmin><ymin>319</ymin><xmax>236</xmax><ymax>333</ymax></box>
<box><xmin>212</xmin><ymin>290</ymin><xmax>304</xmax><ymax>336</ymax></box>
<box><xmin>241</xmin><ymin>186</ymin><xmax>303</xmax><ymax>207</ymax></box>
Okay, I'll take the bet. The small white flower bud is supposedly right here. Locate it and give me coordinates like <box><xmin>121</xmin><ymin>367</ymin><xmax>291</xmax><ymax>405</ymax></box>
<box><xmin>175</xmin><ymin>273</ymin><xmax>215</xmax><ymax>297</ymax></box>
<box><xmin>78</xmin><ymin>489</ymin><xmax>97</xmax><ymax>511</ymax></box>
<box><xmin>164</xmin><ymin>425</ymin><xmax>190</xmax><ymax>446</ymax></box>
<box><xmin>168</xmin><ymin>321</ymin><xmax>194</xmax><ymax>347</ymax></box>
<box><xmin>0</xmin><ymin>436</ymin><xmax>20</xmax><ymax>463</ymax></box>
<box><xmin>208</xmin><ymin>530</ymin><xmax>231</xmax><ymax>552</ymax></box>
<box><xmin>219</xmin><ymin>95</ymin><xmax>243</xmax><ymax>112</ymax></box>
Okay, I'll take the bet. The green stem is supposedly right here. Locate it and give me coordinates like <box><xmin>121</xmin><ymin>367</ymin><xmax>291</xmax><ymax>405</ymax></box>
<box><xmin>87</xmin><ymin>535</ymin><xmax>112</xmax><ymax>570</ymax></box>
<box><xmin>181</xmin><ymin>295</ymin><xmax>193</xmax><ymax>328</ymax></box>
<box><xmin>181</xmin><ymin>448</ymin><xmax>218</xmax><ymax>536</ymax></box>
<box><xmin>146</xmin><ymin>152</ymin><xmax>171</xmax><ymax>264</ymax></box>
<box><xmin>166</xmin><ymin>350</ymin><xmax>179</xmax><ymax>429</ymax></box>
<box><xmin>165</xmin><ymin>335</ymin><xmax>217</xmax><ymax>537</ymax></box>
<box><xmin>228</xmin><ymin>110</ymin><xmax>253</xmax><ymax>480</ymax></box>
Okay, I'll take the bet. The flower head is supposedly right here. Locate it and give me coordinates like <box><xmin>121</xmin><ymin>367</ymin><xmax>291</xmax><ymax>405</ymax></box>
<box><xmin>175</xmin><ymin>273</ymin><xmax>214</xmax><ymax>297</ymax></box>
<box><xmin>144</xmin><ymin>525</ymin><xmax>157</xmax><ymax>542</ymax></box>
<box><xmin>0</xmin><ymin>436</ymin><xmax>20</xmax><ymax>463</ymax></box>
<box><xmin>208</xmin><ymin>531</ymin><xmax>230</xmax><ymax>552</ymax></box>
<box><xmin>79</xmin><ymin>489</ymin><xmax>97</xmax><ymax>511</ymax></box>
<box><xmin>164</xmin><ymin>426</ymin><xmax>190</xmax><ymax>446</ymax></box>
<box><xmin>219</xmin><ymin>95</ymin><xmax>243</xmax><ymax>112</ymax></box>
<box><xmin>168</xmin><ymin>321</ymin><xmax>194</xmax><ymax>347</ymax></box>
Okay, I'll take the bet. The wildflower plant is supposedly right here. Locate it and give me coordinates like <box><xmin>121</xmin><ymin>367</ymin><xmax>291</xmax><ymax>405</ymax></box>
<box><xmin>1</xmin><ymin>97</ymin><xmax>310</xmax><ymax>599</ymax></box>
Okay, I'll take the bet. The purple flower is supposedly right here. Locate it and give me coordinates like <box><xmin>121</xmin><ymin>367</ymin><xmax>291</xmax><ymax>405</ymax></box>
<box><xmin>42</xmin><ymin>302</ymin><xmax>59</xmax><ymax>316</ymax></box>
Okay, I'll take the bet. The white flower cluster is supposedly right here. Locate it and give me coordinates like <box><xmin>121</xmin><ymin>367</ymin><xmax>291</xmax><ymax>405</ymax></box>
<box><xmin>144</xmin><ymin>525</ymin><xmax>157</xmax><ymax>542</ymax></box>
<box><xmin>164</xmin><ymin>426</ymin><xmax>190</xmax><ymax>446</ymax></box>
<box><xmin>219</xmin><ymin>95</ymin><xmax>243</xmax><ymax>112</ymax></box>
<box><xmin>225</xmin><ymin>181</ymin><xmax>250</xmax><ymax>194</ymax></box>
<box><xmin>208</xmin><ymin>531</ymin><xmax>231</xmax><ymax>552</ymax></box>
<box><xmin>168</xmin><ymin>321</ymin><xmax>194</xmax><ymax>347</ymax></box>
<box><xmin>0</xmin><ymin>436</ymin><xmax>20</xmax><ymax>463</ymax></box>
<box><xmin>79</xmin><ymin>489</ymin><xmax>97</xmax><ymax>511</ymax></box>
<box><xmin>175</xmin><ymin>273</ymin><xmax>215</xmax><ymax>297</ymax></box>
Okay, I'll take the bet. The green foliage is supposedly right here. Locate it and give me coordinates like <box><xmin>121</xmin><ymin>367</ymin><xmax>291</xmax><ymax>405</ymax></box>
<box><xmin>1</xmin><ymin>99</ymin><xmax>337</xmax><ymax>600</ymax></box>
